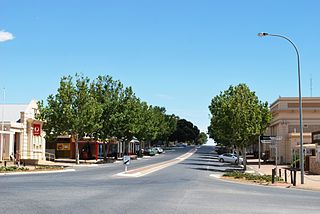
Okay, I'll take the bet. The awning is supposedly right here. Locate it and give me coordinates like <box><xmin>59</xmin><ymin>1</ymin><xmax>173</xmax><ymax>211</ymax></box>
<box><xmin>294</xmin><ymin>144</ymin><xmax>316</xmax><ymax>149</ymax></box>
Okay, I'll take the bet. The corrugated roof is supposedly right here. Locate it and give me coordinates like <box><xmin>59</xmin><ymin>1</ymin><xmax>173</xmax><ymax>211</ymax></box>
<box><xmin>0</xmin><ymin>104</ymin><xmax>28</xmax><ymax>122</ymax></box>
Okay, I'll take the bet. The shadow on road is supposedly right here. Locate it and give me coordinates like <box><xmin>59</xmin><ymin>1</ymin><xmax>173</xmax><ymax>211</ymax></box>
<box><xmin>190</xmin><ymin>167</ymin><xmax>244</xmax><ymax>173</ymax></box>
<box><xmin>195</xmin><ymin>152</ymin><xmax>216</xmax><ymax>155</ymax></box>
<box><xmin>180</xmin><ymin>162</ymin><xmax>228</xmax><ymax>167</ymax></box>
<box><xmin>197</xmin><ymin>156</ymin><xmax>218</xmax><ymax>160</ymax></box>
<box><xmin>187</xmin><ymin>158</ymin><xmax>218</xmax><ymax>162</ymax></box>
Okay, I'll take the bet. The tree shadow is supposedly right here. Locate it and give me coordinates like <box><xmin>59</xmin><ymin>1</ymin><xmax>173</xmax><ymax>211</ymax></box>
<box><xmin>190</xmin><ymin>167</ymin><xmax>244</xmax><ymax>173</ymax></box>
<box><xmin>195</xmin><ymin>152</ymin><xmax>216</xmax><ymax>155</ymax></box>
<box><xmin>187</xmin><ymin>158</ymin><xmax>218</xmax><ymax>162</ymax></box>
<box><xmin>197</xmin><ymin>156</ymin><xmax>218</xmax><ymax>160</ymax></box>
<box><xmin>180</xmin><ymin>162</ymin><xmax>227</xmax><ymax>167</ymax></box>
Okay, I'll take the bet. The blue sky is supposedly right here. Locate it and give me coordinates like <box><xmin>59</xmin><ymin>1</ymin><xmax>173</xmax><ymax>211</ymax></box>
<box><xmin>1</xmin><ymin>1</ymin><xmax>320</xmax><ymax>141</ymax></box>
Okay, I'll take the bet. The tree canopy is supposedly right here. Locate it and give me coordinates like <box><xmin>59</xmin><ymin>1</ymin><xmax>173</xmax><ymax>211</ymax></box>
<box><xmin>197</xmin><ymin>132</ymin><xmax>208</xmax><ymax>145</ymax></box>
<box><xmin>169</xmin><ymin>119</ymin><xmax>200</xmax><ymax>144</ymax></box>
<box><xmin>38</xmin><ymin>74</ymin><xmax>187</xmax><ymax>162</ymax></box>
<box><xmin>38</xmin><ymin>75</ymin><xmax>103</xmax><ymax>164</ymax></box>
<box><xmin>208</xmin><ymin>83</ymin><xmax>271</xmax><ymax>168</ymax></box>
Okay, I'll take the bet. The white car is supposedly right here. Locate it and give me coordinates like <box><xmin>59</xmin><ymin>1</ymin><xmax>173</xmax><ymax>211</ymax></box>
<box><xmin>154</xmin><ymin>147</ymin><xmax>164</xmax><ymax>154</ymax></box>
<box><xmin>218</xmin><ymin>153</ymin><xmax>244</xmax><ymax>164</ymax></box>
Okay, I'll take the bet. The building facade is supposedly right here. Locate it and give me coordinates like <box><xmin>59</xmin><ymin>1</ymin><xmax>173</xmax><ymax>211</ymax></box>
<box><xmin>0</xmin><ymin>100</ymin><xmax>45</xmax><ymax>164</ymax></box>
<box><xmin>46</xmin><ymin>136</ymin><xmax>141</xmax><ymax>160</ymax></box>
<box><xmin>266</xmin><ymin>97</ymin><xmax>320</xmax><ymax>164</ymax></box>
<box><xmin>310</xmin><ymin>131</ymin><xmax>320</xmax><ymax>174</ymax></box>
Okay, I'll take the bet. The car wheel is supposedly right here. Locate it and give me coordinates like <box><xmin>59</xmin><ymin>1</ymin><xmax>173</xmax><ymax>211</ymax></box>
<box><xmin>219</xmin><ymin>158</ymin><xmax>224</xmax><ymax>163</ymax></box>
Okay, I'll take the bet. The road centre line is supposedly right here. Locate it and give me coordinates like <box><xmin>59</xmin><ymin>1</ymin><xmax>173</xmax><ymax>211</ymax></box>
<box><xmin>116</xmin><ymin>149</ymin><xmax>196</xmax><ymax>178</ymax></box>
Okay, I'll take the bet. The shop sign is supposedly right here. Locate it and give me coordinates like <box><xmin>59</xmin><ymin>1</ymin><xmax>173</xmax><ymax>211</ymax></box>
<box><xmin>57</xmin><ymin>143</ymin><xmax>70</xmax><ymax>151</ymax></box>
<box><xmin>33</xmin><ymin>124</ymin><xmax>41</xmax><ymax>136</ymax></box>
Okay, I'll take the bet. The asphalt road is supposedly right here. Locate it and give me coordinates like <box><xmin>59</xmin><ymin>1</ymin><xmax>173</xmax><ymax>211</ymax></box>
<box><xmin>1</xmin><ymin>146</ymin><xmax>320</xmax><ymax>214</ymax></box>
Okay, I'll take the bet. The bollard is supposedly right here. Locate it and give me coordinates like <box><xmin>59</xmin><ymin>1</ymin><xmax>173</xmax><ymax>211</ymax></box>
<box><xmin>279</xmin><ymin>169</ymin><xmax>281</xmax><ymax>178</ymax></box>
<box><xmin>272</xmin><ymin>168</ymin><xmax>275</xmax><ymax>184</ymax></box>
<box><xmin>290</xmin><ymin>170</ymin><xmax>293</xmax><ymax>184</ymax></box>
<box><xmin>4</xmin><ymin>161</ymin><xmax>7</xmax><ymax>167</ymax></box>
<box><xmin>293</xmin><ymin>170</ymin><xmax>297</xmax><ymax>186</ymax></box>
<box><xmin>284</xmin><ymin>170</ymin><xmax>287</xmax><ymax>183</ymax></box>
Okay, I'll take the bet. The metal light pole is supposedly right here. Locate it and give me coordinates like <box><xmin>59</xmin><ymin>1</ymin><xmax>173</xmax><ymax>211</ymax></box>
<box><xmin>258</xmin><ymin>32</ymin><xmax>304</xmax><ymax>184</ymax></box>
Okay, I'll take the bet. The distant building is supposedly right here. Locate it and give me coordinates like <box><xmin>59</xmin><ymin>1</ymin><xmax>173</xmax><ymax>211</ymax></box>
<box><xmin>265</xmin><ymin>97</ymin><xmax>320</xmax><ymax>165</ymax></box>
<box><xmin>0</xmin><ymin>100</ymin><xmax>45</xmax><ymax>164</ymax></box>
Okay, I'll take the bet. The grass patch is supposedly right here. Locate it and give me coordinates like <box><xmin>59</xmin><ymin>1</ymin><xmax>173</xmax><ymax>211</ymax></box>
<box><xmin>0</xmin><ymin>166</ymin><xmax>29</xmax><ymax>172</ymax></box>
<box><xmin>223</xmin><ymin>171</ymin><xmax>283</xmax><ymax>183</ymax></box>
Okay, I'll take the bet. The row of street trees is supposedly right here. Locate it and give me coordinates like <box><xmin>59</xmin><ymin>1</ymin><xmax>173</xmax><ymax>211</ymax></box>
<box><xmin>38</xmin><ymin>74</ymin><xmax>206</xmax><ymax>164</ymax></box>
<box><xmin>208</xmin><ymin>84</ymin><xmax>272</xmax><ymax>169</ymax></box>
<box><xmin>38</xmin><ymin>75</ymin><xmax>179</xmax><ymax>164</ymax></box>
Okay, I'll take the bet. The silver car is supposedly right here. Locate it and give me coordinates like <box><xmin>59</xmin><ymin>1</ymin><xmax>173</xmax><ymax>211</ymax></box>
<box><xmin>154</xmin><ymin>147</ymin><xmax>164</xmax><ymax>154</ymax></box>
<box><xmin>218</xmin><ymin>153</ymin><xmax>244</xmax><ymax>164</ymax></box>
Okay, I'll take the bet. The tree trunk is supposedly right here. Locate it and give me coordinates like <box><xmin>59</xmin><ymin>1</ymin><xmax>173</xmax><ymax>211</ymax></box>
<box><xmin>243</xmin><ymin>147</ymin><xmax>247</xmax><ymax>170</ymax></box>
<box><xmin>75</xmin><ymin>134</ymin><xmax>80</xmax><ymax>165</ymax></box>
<box><xmin>236</xmin><ymin>147</ymin><xmax>240</xmax><ymax>165</ymax></box>
<box><xmin>107</xmin><ymin>141</ymin><xmax>110</xmax><ymax>161</ymax></box>
<box><xmin>122</xmin><ymin>140</ymin><xmax>126</xmax><ymax>156</ymax></box>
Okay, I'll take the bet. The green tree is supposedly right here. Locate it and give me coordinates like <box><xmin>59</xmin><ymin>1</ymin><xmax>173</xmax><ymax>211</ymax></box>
<box><xmin>208</xmin><ymin>84</ymin><xmax>271</xmax><ymax>169</ymax></box>
<box><xmin>197</xmin><ymin>132</ymin><xmax>208</xmax><ymax>145</ymax></box>
<box><xmin>108</xmin><ymin>86</ymin><xmax>143</xmax><ymax>154</ymax></box>
<box><xmin>169</xmin><ymin>119</ymin><xmax>200</xmax><ymax>144</ymax></box>
<box><xmin>162</xmin><ymin>114</ymin><xmax>178</xmax><ymax>146</ymax></box>
<box><xmin>38</xmin><ymin>73</ymin><xmax>182</xmax><ymax>160</ymax></box>
<box><xmin>91</xmin><ymin>75</ymin><xmax>125</xmax><ymax>160</ymax></box>
<box><xmin>38</xmin><ymin>75</ymin><xmax>102</xmax><ymax>164</ymax></box>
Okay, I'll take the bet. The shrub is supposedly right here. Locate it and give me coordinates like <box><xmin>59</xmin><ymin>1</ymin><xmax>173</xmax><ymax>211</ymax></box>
<box><xmin>35</xmin><ymin>165</ymin><xmax>63</xmax><ymax>170</ymax></box>
<box><xmin>223</xmin><ymin>171</ymin><xmax>283</xmax><ymax>183</ymax></box>
<box><xmin>0</xmin><ymin>166</ymin><xmax>29</xmax><ymax>172</ymax></box>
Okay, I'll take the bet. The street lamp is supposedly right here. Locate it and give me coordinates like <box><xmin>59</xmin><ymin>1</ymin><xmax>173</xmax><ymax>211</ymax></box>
<box><xmin>258</xmin><ymin>32</ymin><xmax>304</xmax><ymax>184</ymax></box>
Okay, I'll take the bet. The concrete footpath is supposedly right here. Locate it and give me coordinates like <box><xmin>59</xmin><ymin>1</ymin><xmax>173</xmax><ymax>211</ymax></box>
<box><xmin>246</xmin><ymin>159</ymin><xmax>320</xmax><ymax>191</ymax></box>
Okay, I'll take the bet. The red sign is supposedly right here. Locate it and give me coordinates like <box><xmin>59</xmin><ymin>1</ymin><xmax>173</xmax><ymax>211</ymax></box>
<box><xmin>33</xmin><ymin>124</ymin><xmax>41</xmax><ymax>136</ymax></box>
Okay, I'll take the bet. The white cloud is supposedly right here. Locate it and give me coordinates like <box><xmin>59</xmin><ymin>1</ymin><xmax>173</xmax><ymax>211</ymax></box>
<box><xmin>0</xmin><ymin>30</ymin><xmax>14</xmax><ymax>42</ymax></box>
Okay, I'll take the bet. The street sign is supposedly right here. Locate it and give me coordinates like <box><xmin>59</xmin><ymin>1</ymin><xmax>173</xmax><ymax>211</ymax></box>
<box><xmin>123</xmin><ymin>155</ymin><xmax>131</xmax><ymax>165</ymax></box>
<box><xmin>260</xmin><ymin>136</ymin><xmax>272</xmax><ymax>141</ymax></box>
<box><xmin>260</xmin><ymin>135</ymin><xmax>282</xmax><ymax>143</ymax></box>
<box><xmin>261</xmin><ymin>140</ymin><xmax>271</xmax><ymax>144</ymax></box>
<box><xmin>271</xmin><ymin>136</ymin><xmax>282</xmax><ymax>141</ymax></box>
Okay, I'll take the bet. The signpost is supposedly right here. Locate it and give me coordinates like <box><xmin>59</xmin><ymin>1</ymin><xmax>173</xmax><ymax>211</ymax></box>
<box><xmin>271</xmin><ymin>136</ymin><xmax>282</xmax><ymax>175</ymax></box>
<box><xmin>259</xmin><ymin>136</ymin><xmax>272</xmax><ymax>168</ymax></box>
<box><xmin>258</xmin><ymin>136</ymin><xmax>282</xmax><ymax>169</ymax></box>
<box><xmin>123</xmin><ymin>155</ymin><xmax>130</xmax><ymax>172</ymax></box>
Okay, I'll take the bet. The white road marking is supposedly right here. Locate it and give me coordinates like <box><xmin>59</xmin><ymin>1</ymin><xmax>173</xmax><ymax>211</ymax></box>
<box><xmin>116</xmin><ymin>149</ymin><xmax>196</xmax><ymax>177</ymax></box>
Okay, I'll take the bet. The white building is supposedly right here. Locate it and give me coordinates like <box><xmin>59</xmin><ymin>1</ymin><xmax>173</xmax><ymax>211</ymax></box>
<box><xmin>0</xmin><ymin>100</ymin><xmax>45</xmax><ymax>164</ymax></box>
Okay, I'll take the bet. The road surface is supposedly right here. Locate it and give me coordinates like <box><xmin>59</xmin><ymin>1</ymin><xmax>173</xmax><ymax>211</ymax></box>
<box><xmin>1</xmin><ymin>146</ymin><xmax>319</xmax><ymax>214</ymax></box>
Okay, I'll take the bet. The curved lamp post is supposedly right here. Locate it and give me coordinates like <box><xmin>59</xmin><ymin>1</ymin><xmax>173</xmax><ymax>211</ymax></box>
<box><xmin>258</xmin><ymin>32</ymin><xmax>304</xmax><ymax>184</ymax></box>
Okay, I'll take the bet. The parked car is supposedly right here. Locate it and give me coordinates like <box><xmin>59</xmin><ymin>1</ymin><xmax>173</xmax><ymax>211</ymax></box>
<box><xmin>144</xmin><ymin>148</ymin><xmax>156</xmax><ymax>156</ymax></box>
<box><xmin>154</xmin><ymin>147</ymin><xmax>164</xmax><ymax>154</ymax></box>
<box><xmin>218</xmin><ymin>153</ymin><xmax>244</xmax><ymax>164</ymax></box>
